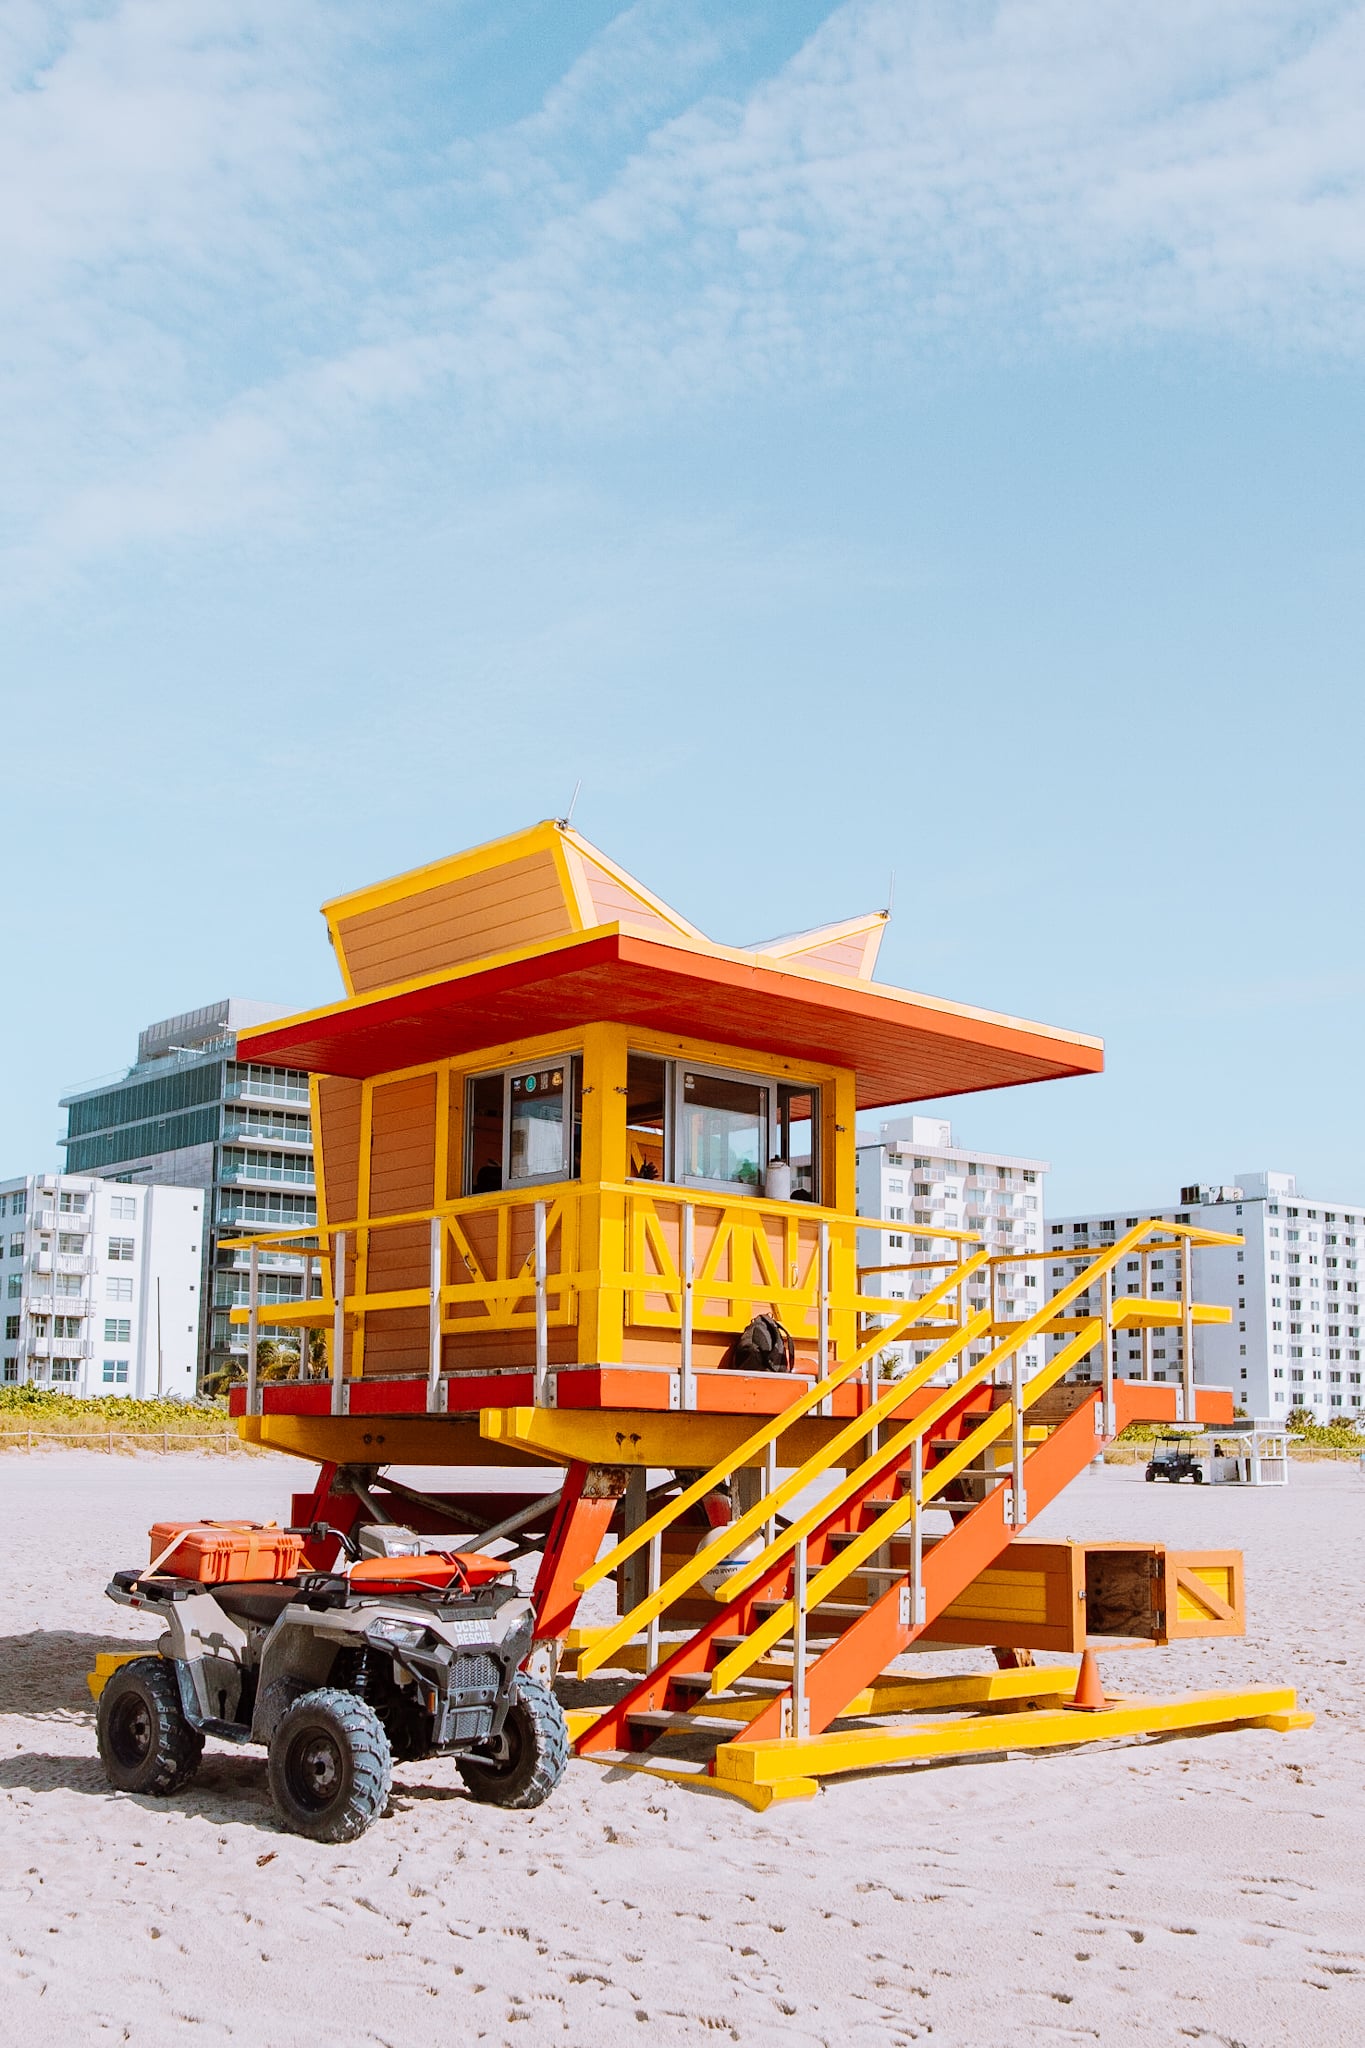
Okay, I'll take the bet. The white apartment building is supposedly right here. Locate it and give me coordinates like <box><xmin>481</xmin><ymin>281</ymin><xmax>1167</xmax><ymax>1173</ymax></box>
<box><xmin>1</xmin><ymin>1173</ymin><xmax>203</xmax><ymax>1398</ymax></box>
<box><xmin>1046</xmin><ymin>1171</ymin><xmax>1364</xmax><ymax>1423</ymax></box>
<box><xmin>856</xmin><ymin>1116</ymin><xmax>1048</xmax><ymax>1378</ymax></box>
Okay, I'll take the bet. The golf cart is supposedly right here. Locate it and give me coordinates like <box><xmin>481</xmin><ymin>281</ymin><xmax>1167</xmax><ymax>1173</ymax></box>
<box><xmin>1145</xmin><ymin>1434</ymin><xmax>1206</xmax><ymax>1485</ymax></box>
<box><xmin>95</xmin><ymin>1518</ymin><xmax>568</xmax><ymax>1842</ymax></box>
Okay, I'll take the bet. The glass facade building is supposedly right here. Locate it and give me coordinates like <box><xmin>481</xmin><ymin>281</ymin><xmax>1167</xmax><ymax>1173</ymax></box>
<box><xmin>60</xmin><ymin>1000</ymin><xmax>318</xmax><ymax>1385</ymax></box>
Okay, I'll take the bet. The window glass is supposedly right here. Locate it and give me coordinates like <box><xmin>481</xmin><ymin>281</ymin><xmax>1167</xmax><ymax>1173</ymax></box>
<box><xmin>466</xmin><ymin>1074</ymin><xmax>505</xmax><ymax>1193</ymax></box>
<box><xmin>626</xmin><ymin>1054</ymin><xmax>668</xmax><ymax>1181</ymax></box>
<box><xmin>777</xmin><ymin>1085</ymin><xmax>820</xmax><ymax>1200</ymax></box>
<box><xmin>509</xmin><ymin>1066</ymin><xmax>570</xmax><ymax>1184</ymax></box>
<box><xmin>465</xmin><ymin>1059</ymin><xmax>582</xmax><ymax>1193</ymax></box>
<box><xmin>678</xmin><ymin>1070</ymin><xmax>766</xmax><ymax>1190</ymax></box>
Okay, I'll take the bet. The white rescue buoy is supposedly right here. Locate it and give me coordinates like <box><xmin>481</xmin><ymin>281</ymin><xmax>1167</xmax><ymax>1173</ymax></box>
<box><xmin>695</xmin><ymin>1521</ymin><xmax>763</xmax><ymax>1599</ymax></box>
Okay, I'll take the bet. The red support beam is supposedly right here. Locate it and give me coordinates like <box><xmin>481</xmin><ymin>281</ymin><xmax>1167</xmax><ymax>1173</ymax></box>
<box><xmin>532</xmin><ymin>1463</ymin><xmax>625</xmax><ymax>1644</ymax></box>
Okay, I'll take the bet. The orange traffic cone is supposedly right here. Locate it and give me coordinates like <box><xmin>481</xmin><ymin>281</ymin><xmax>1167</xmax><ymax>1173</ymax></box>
<box><xmin>1069</xmin><ymin>1648</ymin><xmax>1107</xmax><ymax>1711</ymax></box>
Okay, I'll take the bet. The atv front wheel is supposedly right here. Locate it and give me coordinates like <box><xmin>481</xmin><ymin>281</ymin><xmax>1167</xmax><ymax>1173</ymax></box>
<box><xmin>268</xmin><ymin>1689</ymin><xmax>392</xmax><ymax>1843</ymax></box>
<box><xmin>457</xmin><ymin>1673</ymin><xmax>568</xmax><ymax>1811</ymax></box>
<box><xmin>97</xmin><ymin>1656</ymin><xmax>203</xmax><ymax>1796</ymax></box>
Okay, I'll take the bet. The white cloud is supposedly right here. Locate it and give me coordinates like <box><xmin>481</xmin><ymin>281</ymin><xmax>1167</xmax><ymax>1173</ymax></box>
<box><xmin>5</xmin><ymin>0</ymin><xmax>1365</xmax><ymax>591</ymax></box>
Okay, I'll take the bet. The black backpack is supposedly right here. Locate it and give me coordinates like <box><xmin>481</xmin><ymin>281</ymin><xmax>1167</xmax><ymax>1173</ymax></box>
<box><xmin>727</xmin><ymin>1314</ymin><xmax>795</xmax><ymax>1374</ymax></box>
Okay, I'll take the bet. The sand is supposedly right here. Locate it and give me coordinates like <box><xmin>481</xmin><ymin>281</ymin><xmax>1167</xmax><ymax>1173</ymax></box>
<box><xmin>1</xmin><ymin>1450</ymin><xmax>1361</xmax><ymax>2048</ymax></box>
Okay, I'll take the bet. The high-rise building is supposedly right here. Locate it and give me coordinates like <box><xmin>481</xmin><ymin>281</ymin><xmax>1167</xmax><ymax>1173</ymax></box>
<box><xmin>58</xmin><ymin>1000</ymin><xmax>317</xmax><ymax>1386</ymax></box>
<box><xmin>1045</xmin><ymin>1171</ymin><xmax>1364</xmax><ymax>1422</ymax></box>
<box><xmin>856</xmin><ymin>1115</ymin><xmax>1048</xmax><ymax>1378</ymax></box>
<box><xmin>0</xmin><ymin>1172</ymin><xmax>202</xmax><ymax>1396</ymax></box>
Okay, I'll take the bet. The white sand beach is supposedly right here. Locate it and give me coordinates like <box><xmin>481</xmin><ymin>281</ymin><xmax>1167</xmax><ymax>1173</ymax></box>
<box><xmin>1</xmin><ymin>1451</ymin><xmax>1360</xmax><ymax>2047</ymax></box>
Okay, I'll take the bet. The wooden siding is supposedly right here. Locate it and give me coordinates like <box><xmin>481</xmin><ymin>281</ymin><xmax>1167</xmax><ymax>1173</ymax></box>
<box><xmin>368</xmin><ymin>1074</ymin><xmax>437</xmax><ymax>1217</ymax></box>
<box><xmin>335</xmin><ymin>849</ymin><xmax>572</xmax><ymax>993</ymax></box>
<box><xmin>365</xmin><ymin>1217</ymin><xmax>429</xmax><ymax>1297</ymax></box>
<box><xmin>315</xmin><ymin>1077</ymin><xmax>363</xmax><ymax>1229</ymax></box>
<box><xmin>578</xmin><ymin>854</ymin><xmax>689</xmax><ymax>940</ymax></box>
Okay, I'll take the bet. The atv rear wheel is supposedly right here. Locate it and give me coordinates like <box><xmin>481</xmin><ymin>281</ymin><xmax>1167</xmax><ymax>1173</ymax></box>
<box><xmin>97</xmin><ymin>1656</ymin><xmax>203</xmax><ymax>1797</ymax></box>
<box><xmin>268</xmin><ymin>1689</ymin><xmax>392</xmax><ymax>1843</ymax></box>
<box><xmin>457</xmin><ymin>1673</ymin><xmax>568</xmax><ymax>1811</ymax></box>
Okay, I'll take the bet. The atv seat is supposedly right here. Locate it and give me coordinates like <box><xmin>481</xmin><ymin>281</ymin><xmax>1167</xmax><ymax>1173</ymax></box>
<box><xmin>210</xmin><ymin>1581</ymin><xmax>302</xmax><ymax>1626</ymax></box>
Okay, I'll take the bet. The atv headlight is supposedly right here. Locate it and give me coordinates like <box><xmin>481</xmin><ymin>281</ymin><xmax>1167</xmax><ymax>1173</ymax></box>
<box><xmin>366</xmin><ymin>1618</ymin><xmax>427</xmax><ymax>1652</ymax></box>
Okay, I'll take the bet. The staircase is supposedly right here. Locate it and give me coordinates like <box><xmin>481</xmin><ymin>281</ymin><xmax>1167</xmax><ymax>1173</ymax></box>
<box><xmin>569</xmin><ymin>1222</ymin><xmax>1232</xmax><ymax>1787</ymax></box>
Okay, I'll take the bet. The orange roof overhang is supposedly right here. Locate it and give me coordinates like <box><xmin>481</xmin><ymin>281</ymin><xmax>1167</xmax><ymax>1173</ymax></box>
<box><xmin>238</xmin><ymin>930</ymin><xmax>1102</xmax><ymax>1110</ymax></box>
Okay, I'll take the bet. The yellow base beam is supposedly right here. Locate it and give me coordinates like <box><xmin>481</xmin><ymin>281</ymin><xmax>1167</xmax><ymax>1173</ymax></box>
<box><xmin>573</xmin><ymin>1755</ymin><xmax>821</xmax><ymax>1810</ymax></box>
<box><xmin>87</xmin><ymin>1651</ymin><xmax>147</xmax><ymax>1700</ymax></box>
<box><xmin>714</xmin><ymin>1685</ymin><xmax>1310</xmax><ymax>1790</ymax></box>
<box><xmin>237</xmin><ymin>1414</ymin><xmax>552</xmax><ymax>1467</ymax></box>
<box><xmin>481</xmin><ymin>1404</ymin><xmax>875</xmax><ymax>1471</ymax></box>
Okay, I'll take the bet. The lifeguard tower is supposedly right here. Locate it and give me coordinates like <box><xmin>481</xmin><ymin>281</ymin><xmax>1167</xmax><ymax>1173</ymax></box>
<box><xmin>227</xmin><ymin>821</ymin><xmax>1308</xmax><ymax>1805</ymax></box>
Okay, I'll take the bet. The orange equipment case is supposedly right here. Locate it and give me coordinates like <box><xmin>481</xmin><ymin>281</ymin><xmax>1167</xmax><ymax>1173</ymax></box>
<box><xmin>149</xmin><ymin>1521</ymin><xmax>305</xmax><ymax>1585</ymax></box>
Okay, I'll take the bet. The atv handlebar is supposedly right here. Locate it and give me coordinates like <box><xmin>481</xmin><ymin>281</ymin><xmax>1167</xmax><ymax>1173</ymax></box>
<box><xmin>286</xmin><ymin>1521</ymin><xmax>362</xmax><ymax>1562</ymax></box>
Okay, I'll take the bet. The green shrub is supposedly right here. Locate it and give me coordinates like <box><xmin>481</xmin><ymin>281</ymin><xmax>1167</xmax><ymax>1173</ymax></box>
<box><xmin>0</xmin><ymin>1387</ymin><xmax>230</xmax><ymax>1434</ymax></box>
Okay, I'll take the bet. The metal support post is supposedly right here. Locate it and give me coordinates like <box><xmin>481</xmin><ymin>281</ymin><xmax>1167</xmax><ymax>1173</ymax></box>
<box><xmin>645</xmin><ymin>1532</ymin><xmax>662</xmax><ymax>1669</ymax></box>
<box><xmin>427</xmin><ymin>1214</ymin><xmax>443</xmax><ymax>1413</ymax></box>
<box><xmin>330</xmin><ymin>1231</ymin><xmax>346</xmax><ymax>1417</ymax></box>
<box><xmin>907</xmin><ymin>1435</ymin><xmax>926</xmax><ymax>1628</ymax></box>
<box><xmin>1141</xmin><ymin>1246</ymin><xmax>1151</xmax><ymax>1382</ymax></box>
<box><xmin>1180</xmin><ymin>1233</ymin><xmax>1194</xmax><ymax>1423</ymax></box>
<box><xmin>868</xmin><ymin>1346</ymin><xmax>880</xmax><ymax>1458</ymax></box>
<box><xmin>789</xmin><ymin>1539</ymin><xmax>809</xmax><ymax>1739</ymax></box>
<box><xmin>246</xmin><ymin>1243</ymin><xmax>260</xmax><ymax>1418</ymax></box>
<box><xmin>764</xmin><ymin>1439</ymin><xmax>778</xmax><ymax>1548</ymax></box>
<box><xmin>1004</xmin><ymin>1346</ymin><xmax>1027</xmax><ymax>1524</ymax></box>
<box><xmin>817</xmin><ymin>1220</ymin><xmax>830</xmax><ymax>1405</ymax></box>
<box><xmin>533</xmin><ymin>1200</ymin><xmax>549</xmax><ymax>1407</ymax></box>
<box><xmin>1101</xmin><ymin>1261</ymin><xmax>1115</xmax><ymax>1435</ymax></box>
<box><xmin>680</xmin><ymin>1202</ymin><xmax>695</xmax><ymax>1411</ymax></box>
<box><xmin>300</xmin><ymin>1251</ymin><xmax>313</xmax><ymax>1378</ymax></box>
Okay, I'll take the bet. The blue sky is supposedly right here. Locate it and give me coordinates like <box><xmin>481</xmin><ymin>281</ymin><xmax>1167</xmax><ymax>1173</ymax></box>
<box><xmin>3</xmin><ymin>0</ymin><xmax>1363</xmax><ymax>1210</ymax></box>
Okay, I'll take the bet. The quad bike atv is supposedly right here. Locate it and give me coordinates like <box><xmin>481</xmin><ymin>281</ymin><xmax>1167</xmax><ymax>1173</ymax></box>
<box><xmin>96</xmin><ymin>1519</ymin><xmax>568</xmax><ymax>1842</ymax></box>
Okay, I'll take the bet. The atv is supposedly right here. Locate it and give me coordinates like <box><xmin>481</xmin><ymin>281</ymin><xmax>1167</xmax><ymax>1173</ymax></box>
<box><xmin>96</xmin><ymin>1520</ymin><xmax>568</xmax><ymax>1842</ymax></box>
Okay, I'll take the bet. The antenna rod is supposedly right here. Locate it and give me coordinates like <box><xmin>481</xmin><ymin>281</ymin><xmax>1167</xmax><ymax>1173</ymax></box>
<box><xmin>559</xmin><ymin>779</ymin><xmax>583</xmax><ymax>830</ymax></box>
<box><xmin>885</xmin><ymin>869</ymin><xmax>895</xmax><ymax>918</ymax></box>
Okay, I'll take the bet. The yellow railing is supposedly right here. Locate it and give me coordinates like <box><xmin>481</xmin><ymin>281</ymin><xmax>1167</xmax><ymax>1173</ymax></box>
<box><xmin>225</xmin><ymin>1200</ymin><xmax>1236</xmax><ymax>1433</ymax></box>
<box><xmin>223</xmin><ymin>1183</ymin><xmax>982</xmax><ymax>1412</ymax></box>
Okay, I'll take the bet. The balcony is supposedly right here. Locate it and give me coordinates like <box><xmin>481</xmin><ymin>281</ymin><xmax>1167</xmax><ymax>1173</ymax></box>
<box><xmin>54</xmin><ymin>1253</ymin><xmax>91</xmax><ymax>1276</ymax></box>
<box><xmin>218</xmin><ymin>1163</ymin><xmax>315</xmax><ymax>1188</ymax></box>
<box><xmin>26</xmin><ymin>1337</ymin><xmax>90</xmax><ymax>1360</ymax></box>
<box><xmin>221</xmin><ymin>1124</ymin><xmax>313</xmax><ymax>1150</ymax></box>
<box><xmin>224</xmin><ymin>1076</ymin><xmax>311</xmax><ymax>1106</ymax></box>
